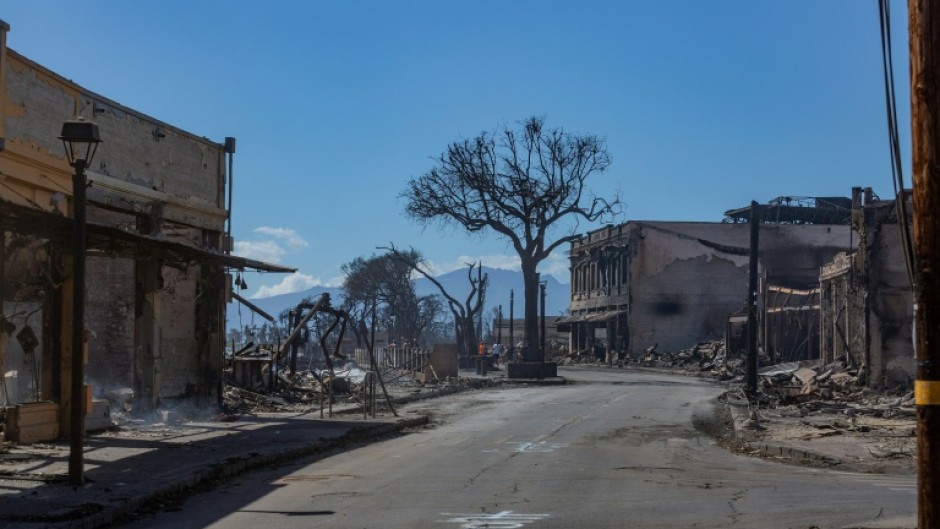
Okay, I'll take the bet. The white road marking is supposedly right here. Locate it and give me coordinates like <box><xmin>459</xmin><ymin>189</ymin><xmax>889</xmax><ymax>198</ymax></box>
<box><xmin>439</xmin><ymin>511</ymin><xmax>550</xmax><ymax>528</ymax></box>
<box><xmin>506</xmin><ymin>441</ymin><xmax>567</xmax><ymax>453</ymax></box>
<box><xmin>864</xmin><ymin>478</ymin><xmax>916</xmax><ymax>494</ymax></box>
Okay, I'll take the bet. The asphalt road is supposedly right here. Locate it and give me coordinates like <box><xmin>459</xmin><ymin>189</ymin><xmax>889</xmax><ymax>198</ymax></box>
<box><xmin>126</xmin><ymin>367</ymin><xmax>916</xmax><ymax>529</ymax></box>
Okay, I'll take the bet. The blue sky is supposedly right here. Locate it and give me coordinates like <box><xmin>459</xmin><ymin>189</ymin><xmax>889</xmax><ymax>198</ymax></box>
<box><xmin>3</xmin><ymin>1</ymin><xmax>911</xmax><ymax>298</ymax></box>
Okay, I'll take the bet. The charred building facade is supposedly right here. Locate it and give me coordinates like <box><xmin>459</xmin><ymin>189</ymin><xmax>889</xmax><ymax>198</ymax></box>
<box><xmin>819</xmin><ymin>187</ymin><xmax>914</xmax><ymax>388</ymax></box>
<box><xmin>561</xmin><ymin>197</ymin><xmax>855</xmax><ymax>360</ymax></box>
<box><xmin>0</xmin><ymin>23</ymin><xmax>289</xmax><ymax>442</ymax></box>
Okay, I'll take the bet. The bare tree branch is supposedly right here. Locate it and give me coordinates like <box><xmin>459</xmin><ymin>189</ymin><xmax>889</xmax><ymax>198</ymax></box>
<box><xmin>401</xmin><ymin>116</ymin><xmax>621</xmax><ymax>360</ymax></box>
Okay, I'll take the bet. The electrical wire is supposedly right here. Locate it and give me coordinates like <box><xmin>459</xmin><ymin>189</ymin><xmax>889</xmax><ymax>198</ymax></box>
<box><xmin>878</xmin><ymin>0</ymin><xmax>916</xmax><ymax>291</ymax></box>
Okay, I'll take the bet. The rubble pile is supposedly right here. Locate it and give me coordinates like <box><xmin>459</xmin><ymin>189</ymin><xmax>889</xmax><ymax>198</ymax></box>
<box><xmin>634</xmin><ymin>340</ymin><xmax>755</xmax><ymax>382</ymax></box>
<box><xmin>558</xmin><ymin>349</ymin><xmax>602</xmax><ymax>365</ymax></box>
<box><xmin>223</xmin><ymin>366</ymin><xmax>363</xmax><ymax>415</ymax></box>
<box><xmin>640</xmin><ymin>341</ymin><xmax>721</xmax><ymax>369</ymax></box>
<box><xmin>221</xmin><ymin>360</ymin><xmax>469</xmax><ymax>417</ymax></box>
<box><xmin>756</xmin><ymin>359</ymin><xmax>915</xmax><ymax>415</ymax></box>
<box><xmin>644</xmin><ymin>342</ymin><xmax>914</xmax><ymax>420</ymax></box>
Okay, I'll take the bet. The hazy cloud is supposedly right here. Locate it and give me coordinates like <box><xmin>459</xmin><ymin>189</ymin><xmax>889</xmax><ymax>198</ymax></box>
<box><xmin>539</xmin><ymin>252</ymin><xmax>571</xmax><ymax>281</ymax></box>
<box><xmin>234</xmin><ymin>226</ymin><xmax>309</xmax><ymax>264</ymax></box>
<box><xmin>233</xmin><ymin>240</ymin><xmax>286</xmax><ymax>264</ymax></box>
<box><xmin>425</xmin><ymin>254</ymin><xmax>520</xmax><ymax>276</ymax></box>
<box><xmin>324</xmin><ymin>275</ymin><xmax>345</xmax><ymax>288</ymax></box>
<box><xmin>251</xmin><ymin>272</ymin><xmax>322</xmax><ymax>299</ymax></box>
<box><xmin>253</xmin><ymin>226</ymin><xmax>308</xmax><ymax>249</ymax></box>
<box><xmin>425</xmin><ymin>251</ymin><xmax>569</xmax><ymax>282</ymax></box>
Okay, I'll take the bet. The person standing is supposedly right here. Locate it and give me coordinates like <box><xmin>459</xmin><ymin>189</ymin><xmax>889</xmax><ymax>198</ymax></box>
<box><xmin>492</xmin><ymin>342</ymin><xmax>503</xmax><ymax>365</ymax></box>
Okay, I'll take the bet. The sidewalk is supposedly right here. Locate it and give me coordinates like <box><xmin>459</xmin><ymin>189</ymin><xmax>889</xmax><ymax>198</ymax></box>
<box><xmin>0</xmin><ymin>407</ymin><xmax>427</xmax><ymax>529</ymax></box>
<box><xmin>724</xmin><ymin>391</ymin><xmax>915</xmax><ymax>475</ymax></box>
<box><xmin>724</xmin><ymin>391</ymin><xmax>917</xmax><ymax>529</ymax></box>
<box><xmin>0</xmin><ymin>368</ymin><xmax>531</xmax><ymax>529</ymax></box>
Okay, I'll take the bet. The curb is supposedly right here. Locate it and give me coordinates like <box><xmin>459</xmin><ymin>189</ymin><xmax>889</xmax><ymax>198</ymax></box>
<box><xmin>333</xmin><ymin>377</ymin><xmax>510</xmax><ymax>416</ymax></box>
<box><xmin>722</xmin><ymin>398</ymin><xmax>911</xmax><ymax>475</ymax></box>
<box><xmin>743</xmin><ymin>441</ymin><xmax>846</xmax><ymax>468</ymax></box>
<box><xmin>333</xmin><ymin>384</ymin><xmax>469</xmax><ymax>416</ymax></box>
<box><xmin>504</xmin><ymin>377</ymin><xmax>568</xmax><ymax>386</ymax></box>
<box><xmin>43</xmin><ymin>415</ymin><xmax>429</xmax><ymax>529</ymax></box>
<box><xmin>723</xmin><ymin>399</ymin><xmax>846</xmax><ymax>469</ymax></box>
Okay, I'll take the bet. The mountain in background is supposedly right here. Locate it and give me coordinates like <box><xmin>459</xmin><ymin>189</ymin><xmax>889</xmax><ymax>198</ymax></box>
<box><xmin>226</xmin><ymin>267</ymin><xmax>570</xmax><ymax>330</ymax></box>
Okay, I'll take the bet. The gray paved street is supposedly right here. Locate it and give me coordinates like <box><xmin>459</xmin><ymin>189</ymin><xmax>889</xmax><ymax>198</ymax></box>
<box><xmin>127</xmin><ymin>368</ymin><xmax>916</xmax><ymax>529</ymax></box>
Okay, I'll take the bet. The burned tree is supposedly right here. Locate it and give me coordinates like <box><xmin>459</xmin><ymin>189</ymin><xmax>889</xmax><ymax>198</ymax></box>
<box><xmin>341</xmin><ymin>251</ymin><xmax>442</xmax><ymax>346</ymax></box>
<box><xmin>382</xmin><ymin>245</ymin><xmax>487</xmax><ymax>358</ymax></box>
<box><xmin>402</xmin><ymin>116</ymin><xmax>621</xmax><ymax>361</ymax></box>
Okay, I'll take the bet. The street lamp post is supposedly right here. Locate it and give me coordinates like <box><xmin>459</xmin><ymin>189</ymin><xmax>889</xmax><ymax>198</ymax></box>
<box><xmin>59</xmin><ymin>118</ymin><xmax>101</xmax><ymax>486</ymax></box>
<box><xmin>539</xmin><ymin>278</ymin><xmax>546</xmax><ymax>380</ymax></box>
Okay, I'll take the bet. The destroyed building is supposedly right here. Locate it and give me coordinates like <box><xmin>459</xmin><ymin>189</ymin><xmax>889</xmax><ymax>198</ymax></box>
<box><xmin>559</xmin><ymin>196</ymin><xmax>855</xmax><ymax>359</ymax></box>
<box><xmin>0</xmin><ymin>22</ymin><xmax>290</xmax><ymax>442</ymax></box>
<box><xmin>820</xmin><ymin>187</ymin><xmax>914</xmax><ymax>388</ymax></box>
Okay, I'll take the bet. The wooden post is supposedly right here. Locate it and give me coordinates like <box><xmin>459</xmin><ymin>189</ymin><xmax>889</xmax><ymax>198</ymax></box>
<box><xmin>368</xmin><ymin>298</ymin><xmax>397</xmax><ymax>416</ymax></box>
<box><xmin>288</xmin><ymin>310</ymin><xmax>298</xmax><ymax>375</ymax></box>
<box><xmin>746</xmin><ymin>201</ymin><xmax>760</xmax><ymax>396</ymax></box>
<box><xmin>134</xmin><ymin>208</ymin><xmax>163</xmax><ymax>414</ymax></box>
<box><xmin>910</xmin><ymin>1</ymin><xmax>940</xmax><ymax>525</ymax></box>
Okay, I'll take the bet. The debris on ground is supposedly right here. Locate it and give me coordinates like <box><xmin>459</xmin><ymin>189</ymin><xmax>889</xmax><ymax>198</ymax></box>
<box><xmin>646</xmin><ymin>338</ymin><xmax>919</xmax><ymax>471</ymax></box>
<box><xmin>219</xmin><ymin>359</ymin><xmax>484</xmax><ymax>418</ymax></box>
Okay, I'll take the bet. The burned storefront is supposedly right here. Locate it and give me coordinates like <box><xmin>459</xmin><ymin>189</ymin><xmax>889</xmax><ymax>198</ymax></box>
<box><xmin>819</xmin><ymin>187</ymin><xmax>914</xmax><ymax>389</ymax></box>
<box><xmin>0</xmin><ymin>22</ymin><xmax>290</xmax><ymax>443</ymax></box>
<box><xmin>562</xmin><ymin>196</ymin><xmax>855</xmax><ymax>360</ymax></box>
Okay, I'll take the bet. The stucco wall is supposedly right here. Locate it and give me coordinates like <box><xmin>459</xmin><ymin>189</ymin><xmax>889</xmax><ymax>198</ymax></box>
<box><xmin>1</xmin><ymin>39</ymin><xmax>230</xmax><ymax>410</ymax></box>
<box><xmin>868</xmin><ymin>223</ymin><xmax>914</xmax><ymax>386</ymax></box>
<box><xmin>3</xmin><ymin>50</ymin><xmax>226</xmax><ymax>231</ymax></box>
<box><xmin>84</xmin><ymin>256</ymin><xmax>135</xmax><ymax>393</ymax></box>
<box><xmin>159</xmin><ymin>266</ymin><xmax>199</xmax><ymax>397</ymax></box>
<box><xmin>570</xmin><ymin>221</ymin><xmax>856</xmax><ymax>355</ymax></box>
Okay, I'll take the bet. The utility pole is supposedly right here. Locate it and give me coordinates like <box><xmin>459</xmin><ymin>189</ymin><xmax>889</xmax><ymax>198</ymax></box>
<box><xmin>539</xmin><ymin>279</ymin><xmax>546</xmax><ymax>380</ymax></box>
<box><xmin>497</xmin><ymin>305</ymin><xmax>503</xmax><ymax>346</ymax></box>
<box><xmin>746</xmin><ymin>201</ymin><xmax>760</xmax><ymax>396</ymax></box>
<box><xmin>509</xmin><ymin>289</ymin><xmax>514</xmax><ymax>362</ymax></box>
<box><xmin>910</xmin><ymin>2</ymin><xmax>940</xmax><ymax>525</ymax></box>
<box><xmin>288</xmin><ymin>310</ymin><xmax>298</xmax><ymax>375</ymax></box>
<box><xmin>477</xmin><ymin>263</ymin><xmax>483</xmax><ymax>343</ymax></box>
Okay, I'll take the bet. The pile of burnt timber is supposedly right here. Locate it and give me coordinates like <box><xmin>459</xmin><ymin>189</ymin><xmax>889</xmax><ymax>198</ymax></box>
<box><xmin>223</xmin><ymin>293</ymin><xmax>398</xmax><ymax>418</ymax></box>
<box><xmin>655</xmin><ymin>340</ymin><xmax>915</xmax><ymax>418</ymax></box>
<box><xmin>755</xmin><ymin>359</ymin><xmax>915</xmax><ymax>416</ymax></box>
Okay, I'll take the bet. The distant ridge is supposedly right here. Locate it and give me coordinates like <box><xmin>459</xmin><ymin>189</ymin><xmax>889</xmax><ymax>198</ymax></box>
<box><xmin>226</xmin><ymin>267</ymin><xmax>569</xmax><ymax>329</ymax></box>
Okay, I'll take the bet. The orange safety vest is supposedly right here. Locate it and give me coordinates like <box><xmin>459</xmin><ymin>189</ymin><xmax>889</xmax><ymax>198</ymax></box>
<box><xmin>478</xmin><ymin>342</ymin><xmax>486</xmax><ymax>355</ymax></box>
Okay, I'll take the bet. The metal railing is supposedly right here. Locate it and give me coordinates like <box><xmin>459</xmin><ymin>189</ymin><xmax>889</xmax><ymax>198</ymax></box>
<box><xmin>353</xmin><ymin>347</ymin><xmax>431</xmax><ymax>373</ymax></box>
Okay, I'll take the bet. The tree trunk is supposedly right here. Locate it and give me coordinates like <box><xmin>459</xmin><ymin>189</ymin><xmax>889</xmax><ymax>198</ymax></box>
<box><xmin>521</xmin><ymin>258</ymin><xmax>540</xmax><ymax>362</ymax></box>
<box><xmin>453</xmin><ymin>317</ymin><xmax>465</xmax><ymax>356</ymax></box>
<box><xmin>462</xmin><ymin>316</ymin><xmax>477</xmax><ymax>360</ymax></box>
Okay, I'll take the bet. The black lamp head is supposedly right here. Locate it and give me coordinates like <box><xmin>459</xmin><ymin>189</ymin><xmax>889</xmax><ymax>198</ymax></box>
<box><xmin>59</xmin><ymin>118</ymin><xmax>101</xmax><ymax>166</ymax></box>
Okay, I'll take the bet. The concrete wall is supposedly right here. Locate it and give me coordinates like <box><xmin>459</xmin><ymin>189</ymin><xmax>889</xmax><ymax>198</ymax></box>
<box><xmin>85</xmin><ymin>256</ymin><xmax>135</xmax><ymax>393</ymax></box>
<box><xmin>868</xmin><ymin>223</ymin><xmax>914</xmax><ymax>385</ymax></box>
<box><xmin>569</xmin><ymin>220</ymin><xmax>854</xmax><ymax>355</ymax></box>
<box><xmin>159</xmin><ymin>266</ymin><xmax>200</xmax><ymax>397</ymax></box>
<box><xmin>3</xmin><ymin>49</ymin><xmax>226</xmax><ymax>231</ymax></box>
<box><xmin>819</xmin><ymin>195</ymin><xmax>914</xmax><ymax>389</ymax></box>
<box><xmin>0</xmin><ymin>23</ymin><xmax>231</xmax><ymax>420</ymax></box>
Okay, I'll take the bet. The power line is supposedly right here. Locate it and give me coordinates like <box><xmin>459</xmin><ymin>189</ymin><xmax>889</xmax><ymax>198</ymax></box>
<box><xmin>878</xmin><ymin>0</ymin><xmax>916</xmax><ymax>291</ymax></box>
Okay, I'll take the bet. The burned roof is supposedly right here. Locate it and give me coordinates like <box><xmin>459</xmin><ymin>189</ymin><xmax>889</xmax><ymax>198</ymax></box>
<box><xmin>724</xmin><ymin>196</ymin><xmax>851</xmax><ymax>225</ymax></box>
